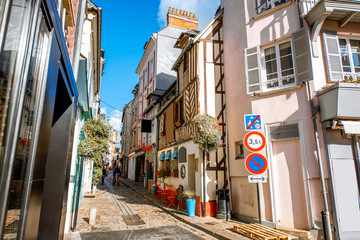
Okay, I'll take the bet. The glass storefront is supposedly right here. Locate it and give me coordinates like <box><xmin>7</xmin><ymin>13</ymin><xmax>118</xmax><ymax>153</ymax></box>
<box><xmin>0</xmin><ymin>1</ymin><xmax>50</xmax><ymax>238</ymax></box>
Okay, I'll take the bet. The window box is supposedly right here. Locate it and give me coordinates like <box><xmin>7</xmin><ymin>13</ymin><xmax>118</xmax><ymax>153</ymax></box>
<box><xmin>318</xmin><ymin>83</ymin><xmax>360</xmax><ymax>122</ymax></box>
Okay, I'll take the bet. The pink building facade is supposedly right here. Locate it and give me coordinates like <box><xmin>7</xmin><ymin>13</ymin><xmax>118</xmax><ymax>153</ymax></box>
<box><xmin>221</xmin><ymin>0</ymin><xmax>360</xmax><ymax>239</ymax></box>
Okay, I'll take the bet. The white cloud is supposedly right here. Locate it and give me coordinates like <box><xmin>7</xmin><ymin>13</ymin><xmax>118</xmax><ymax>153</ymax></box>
<box><xmin>158</xmin><ymin>0</ymin><xmax>220</xmax><ymax>30</ymax></box>
<box><xmin>100</xmin><ymin>107</ymin><xmax>107</xmax><ymax>115</ymax></box>
<box><xmin>108</xmin><ymin>109</ymin><xmax>122</xmax><ymax>132</ymax></box>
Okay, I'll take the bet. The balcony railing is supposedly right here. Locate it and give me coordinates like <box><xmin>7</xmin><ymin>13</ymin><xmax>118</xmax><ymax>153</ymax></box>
<box><xmin>175</xmin><ymin>122</ymin><xmax>196</xmax><ymax>143</ymax></box>
<box><xmin>302</xmin><ymin>0</ymin><xmax>321</xmax><ymax>16</ymax></box>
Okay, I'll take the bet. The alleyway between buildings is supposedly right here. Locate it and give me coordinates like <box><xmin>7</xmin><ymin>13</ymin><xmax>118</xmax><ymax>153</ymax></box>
<box><xmin>64</xmin><ymin>174</ymin><xmax>250</xmax><ymax>240</ymax></box>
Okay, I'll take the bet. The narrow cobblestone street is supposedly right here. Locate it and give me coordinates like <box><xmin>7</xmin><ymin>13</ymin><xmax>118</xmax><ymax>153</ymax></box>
<box><xmin>65</xmin><ymin>174</ymin><xmax>248</xmax><ymax>240</ymax></box>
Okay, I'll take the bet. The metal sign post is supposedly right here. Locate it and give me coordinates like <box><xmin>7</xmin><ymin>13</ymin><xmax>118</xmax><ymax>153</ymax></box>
<box><xmin>257</xmin><ymin>183</ymin><xmax>262</xmax><ymax>224</ymax></box>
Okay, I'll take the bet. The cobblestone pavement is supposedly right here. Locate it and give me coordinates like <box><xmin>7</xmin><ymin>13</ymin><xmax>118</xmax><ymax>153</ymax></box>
<box><xmin>65</xmin><ymin>175</ymin><xmax>224</xmax><ymax>240</ymax></box>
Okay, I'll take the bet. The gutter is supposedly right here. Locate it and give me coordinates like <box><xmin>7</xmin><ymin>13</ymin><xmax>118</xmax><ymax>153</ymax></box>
<box><xmin>72</xmin><ymin>0</ymin><xmax>87</xmax><ymax>77</ymax></box>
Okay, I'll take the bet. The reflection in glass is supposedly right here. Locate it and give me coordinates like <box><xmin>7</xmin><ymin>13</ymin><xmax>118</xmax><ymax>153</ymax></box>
<box><xmin>4</xmin><ymin>8</ymin><xmax>49</xmax><ymax>238</ymax></box>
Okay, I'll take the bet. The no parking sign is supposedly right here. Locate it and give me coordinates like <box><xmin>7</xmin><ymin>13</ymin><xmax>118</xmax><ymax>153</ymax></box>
<box><xmin>245</xmin><ymin>153</ymin><xmax>268</xmax><ymax>175</ymax></box>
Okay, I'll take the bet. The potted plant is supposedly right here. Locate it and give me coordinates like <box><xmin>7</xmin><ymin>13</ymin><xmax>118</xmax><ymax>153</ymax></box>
<box><xmin>156</xmin><ymin>167</ymin><xmax>170</xmax><ymax>188</ymax></box>
<box><xmin>182</xmin><ymin>190</ymin><xmax>196</xmax><ymax>216</ymax></box>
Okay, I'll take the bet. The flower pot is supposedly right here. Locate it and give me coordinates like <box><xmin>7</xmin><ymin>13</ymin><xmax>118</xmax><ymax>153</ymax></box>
<box><xmin>186</xmin><ymin>199</ymin><xmax>196</xmax><ymax>217</ymax></box>
<box><xmin>152</xmin><ymin>186</ymin><xmax>158</xmax><ymax>195</ymax></box>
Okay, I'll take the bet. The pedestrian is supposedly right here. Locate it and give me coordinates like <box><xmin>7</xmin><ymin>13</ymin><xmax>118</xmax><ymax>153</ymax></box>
<box><xmin>101</xmin><ymin>166</ymin><xmax>107</xmax><ymax>185</ymax></box>
<box><xmin>113</xmin><ymin>165</ymin><xmax>121</xmax><ymax>185</ymax></box>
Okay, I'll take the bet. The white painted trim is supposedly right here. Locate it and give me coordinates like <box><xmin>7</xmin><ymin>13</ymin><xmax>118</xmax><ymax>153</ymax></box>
<box><xmin>298</xmin><ymin>120</ymin><xmax>315</xmax><ymax>228</ymax></box>
<box><xmin>265</xmin><ymin>124</ymin><xmax>278</xmax><ymax>224</ymax></box>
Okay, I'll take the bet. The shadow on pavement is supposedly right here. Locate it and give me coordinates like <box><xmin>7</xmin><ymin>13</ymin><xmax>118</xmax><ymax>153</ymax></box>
<box><xmin>80</xmin><ymin>225</ymin><xmax>203</xmax><ymax>240</ymax></box>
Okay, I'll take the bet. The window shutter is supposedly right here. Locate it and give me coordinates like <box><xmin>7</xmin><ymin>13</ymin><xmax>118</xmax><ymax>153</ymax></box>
<box><xmin>322</xmin><ymin>30</ymin><xmax>342</xmax><ymax>81</ymax></box>
<box><xmin>244</xmin><ymin>46</ymin><xmax>261</xmax><ymax>94</ymax></box>
<box><xmin>292</xmin><ymin>27</ymin><xmax>313</xmax><ymax>83</ymax></box>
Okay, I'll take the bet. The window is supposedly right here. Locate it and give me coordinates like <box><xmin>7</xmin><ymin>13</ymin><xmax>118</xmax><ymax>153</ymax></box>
<box><xmin>339</xmin><ymin>38</ymin><xmax>360</xmax><ymax>80</ymax></box>
<box><xmin>257</xmin><ymin>0</ymin><xmax>290</xmax><ymax>14</ymax></box>
<box><xmin>174</xmin><ymin>98</ymin><xmax>184</xmax><ymax>127</ymax></box>
<box><xmin>323</xmin><ymin>31</ymin><xmax>360</xmax><ymax>82</ymax></box>
<box><xmin>184</xmin><ymin>51</ymin><xmax>189</xmax><ymax>73</ymax></box>
<box><xmin>263</xmin><ymin>41</ymin><xmax>295</xmax><ymax>90</ymax></box>
<box><xmin>235</xmin><ymin>141</ymin><xmax>244</xmax><ymax>160</ymax></box>
<box><xmin>245</xmin><ymin>28</ymin><xmax>312</xmax><ymax>94</ymax></box>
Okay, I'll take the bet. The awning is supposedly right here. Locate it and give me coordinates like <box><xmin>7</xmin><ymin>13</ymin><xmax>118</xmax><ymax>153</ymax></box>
<box><xmin>341</xmin><ymin>121</ymin><xmax>360</xmax><ymax>134</ymax></box>
<box><xmin>173</xmin><ymin>148</ymin><xmax>178</xmax><ymax>159</ymax></box>
<box><xmin>142</xmin><ymin>144</ymin><xmax>152</xmax><ymax>152</ymax></box>
<box><xmin>159</xmin><ymin>152</ymin><xmax>165</xmax><ymax>161</ymax></box>
<box><xmin>165</xmin><ymin>151</ymin><xmax>172</xmax><ymax>160</ymax></box>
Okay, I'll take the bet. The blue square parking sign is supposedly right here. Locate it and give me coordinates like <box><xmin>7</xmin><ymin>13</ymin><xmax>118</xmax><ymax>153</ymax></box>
<box><xmin>244</xmin><ymin>114</ymin><xmax>262</xmax><ymax>131</ymax></box>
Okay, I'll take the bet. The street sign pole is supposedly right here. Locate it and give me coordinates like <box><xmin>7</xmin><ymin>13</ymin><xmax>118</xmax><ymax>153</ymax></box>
<box><xmin>257</xmin><ymin>183</ymin><xmax>262</xmax><ymax>224</ymax></box>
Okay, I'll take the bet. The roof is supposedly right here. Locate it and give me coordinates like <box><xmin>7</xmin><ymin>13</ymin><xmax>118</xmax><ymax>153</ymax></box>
<box><xmin>174</xmin><ymin>29</ymin><xmax>199</xmax><ymax>48</ymax></box>
<box><xmin>172</xmin><ymin>8</ymin><xmax>224</xmax><ymax>71</ymax></box>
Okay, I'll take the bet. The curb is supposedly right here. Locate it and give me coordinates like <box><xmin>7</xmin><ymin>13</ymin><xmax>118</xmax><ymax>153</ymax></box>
<box><xmin>119</xmin><ymin>179</ymin><xmax>233</xmax><ymax>240</ymax></box>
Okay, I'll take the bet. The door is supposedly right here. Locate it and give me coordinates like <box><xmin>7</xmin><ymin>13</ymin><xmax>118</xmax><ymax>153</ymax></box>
<box><xmin>326</xmin><ymin>130</ymin><xmax>360</xmax><ymax>240</ymax></box>
<box><xmin>271</xmin><ymin>139</ymin><xmax>308</xmax><ymax>229</ymax></box>
<box><xmin>188</xmin><ymin>154</ymin><xmax>195</xmax><ymax>191</ymax></box>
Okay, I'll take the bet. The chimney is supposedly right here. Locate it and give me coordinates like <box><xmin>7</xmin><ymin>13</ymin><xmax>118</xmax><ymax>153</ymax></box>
<box><xmin>167</xmin><ymin>7</ymin><xmax>198</xmax><ymax>30</ymax></box>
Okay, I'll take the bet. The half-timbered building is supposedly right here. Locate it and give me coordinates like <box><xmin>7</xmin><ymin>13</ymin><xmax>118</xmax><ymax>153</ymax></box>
<box><xmin>156</xmin><ymin>10</ymin><xmax>225</xmax><ymax>217</ymax></box>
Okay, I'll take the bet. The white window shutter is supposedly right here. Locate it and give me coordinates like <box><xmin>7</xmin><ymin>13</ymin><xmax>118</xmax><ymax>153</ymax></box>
<box><xmin>244</xmin><ymin>46</ymin><xmax>261</xmax><ymax>94</ymax></box>
<box><xmin>322</xmin><ymin>30</ymin><xmax>343</xmax><ymax>81</ymax></box>
<box><xmin>292</xmin><ymin>27</ymin><xmax>313</xmax><ymax>83</ymax></box>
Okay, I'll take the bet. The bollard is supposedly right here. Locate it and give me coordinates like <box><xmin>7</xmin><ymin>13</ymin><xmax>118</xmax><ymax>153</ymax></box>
<box><xmin>89</xmin><ymin>208</ymin><xmax>97</xmax><ymax>225</ymax></box>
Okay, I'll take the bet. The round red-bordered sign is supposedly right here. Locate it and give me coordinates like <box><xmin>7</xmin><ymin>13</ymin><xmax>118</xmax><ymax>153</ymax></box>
<box><xmin>245</xmin><ymin>153</ymin><xmax>268</xmax><ymax>175</ymax></box>
<box><xmin>244</xmin><ymin>131</ymin><xmax>266</xmax><ymax>152</ymax></box>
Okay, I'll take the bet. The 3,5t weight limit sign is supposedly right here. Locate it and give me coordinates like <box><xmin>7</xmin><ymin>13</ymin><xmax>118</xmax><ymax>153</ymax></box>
<box><xmin>244</xmin><ymin>131</ymin><xmax>266</xmax><ymax>152</ymax></box>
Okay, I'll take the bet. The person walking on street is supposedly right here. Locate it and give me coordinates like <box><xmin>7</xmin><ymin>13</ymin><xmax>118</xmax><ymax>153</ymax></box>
<box><xmin>101</xmin><ymin>166</ymin><xmax>107</xmax><ymax>185</ymax></box>
<box><xmin>114</xmin><ymin>165</ymin><xmax>121</xmax><ymax>185</ymax></box>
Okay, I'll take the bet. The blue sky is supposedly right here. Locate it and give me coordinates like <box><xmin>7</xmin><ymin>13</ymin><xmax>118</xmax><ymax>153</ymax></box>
<box><xmin>93</xmin><ymin>0</ymin><xmax>220</xmax><ymax>133</ymax></box>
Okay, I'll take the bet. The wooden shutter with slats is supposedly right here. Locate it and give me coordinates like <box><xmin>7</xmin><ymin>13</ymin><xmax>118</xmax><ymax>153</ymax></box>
<box><xmin>323</xmin><ymin>30</ymin><xmax>343</xmax><ymax>82</ymax></box>
<box><xmin>292</xmin><ymin>27</ymin><xmax>313</xmax><ymax>83</ymax></box>
<box><xmin>244</xmin><ymin>46</ymin><xmax>261</xmax><ymax>94</ymax></box>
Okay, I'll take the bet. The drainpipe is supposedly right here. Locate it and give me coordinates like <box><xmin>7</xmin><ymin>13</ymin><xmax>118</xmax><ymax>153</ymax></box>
<box><xmin>306</xmin><ymin>82</ymin><xmax>332</xmax><ymax>240</ymax></box>
<box><xmin>298</xmin><ymin>1</ymin><xmax>332</xmax><ymax>238</ymax></box>
<box><xmin>203</xmin><ymin>150</ymin><xmax>206</xmax><ymax>217</ymax></box>
<box><xmin>154</xmin><ymin>104</ymin><xmax>161</xmax><ymax>185</ymax></box>
<box><xmin>225</xmin><ymin>122</ymin><xmax>233</xmax><ymax>214</ymax></box>
<box><xmin>351</xmin><ymin>135</ymin><xmax>360</xmax><ymax>197</ymax></box>
<box><xmin>144</xmin><ymin>132</ymin><xmax>149</xmax><ymax>189</ymax></box>
<box><xmin>72</xmin><ymin>0</ymin><xmax>87</xmax><ymax>77</ymax></box>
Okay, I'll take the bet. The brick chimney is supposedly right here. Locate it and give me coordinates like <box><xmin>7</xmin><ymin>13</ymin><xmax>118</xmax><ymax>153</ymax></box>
<box><xmin>167</xmin><ymin>7</ymin><xmax>198</xmax><ymax>30</ymax></box>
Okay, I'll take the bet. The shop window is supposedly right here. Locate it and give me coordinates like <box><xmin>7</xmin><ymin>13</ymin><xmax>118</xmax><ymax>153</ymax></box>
<box><xmin>3</xmin><ymin>6</ymin><xmax>50</xmax><ymax>238</ymax></box>
<box><xmin>170</xmin><ymin>159</ymin><xmax>179</xmax><ymax>177</ymax></box>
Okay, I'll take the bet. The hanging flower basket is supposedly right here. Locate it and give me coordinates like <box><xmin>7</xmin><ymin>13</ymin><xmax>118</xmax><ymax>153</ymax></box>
<box><xmin>192</xmin><ymin>114</ymin><xmax>222</xmax><ymax>153</ymax></box>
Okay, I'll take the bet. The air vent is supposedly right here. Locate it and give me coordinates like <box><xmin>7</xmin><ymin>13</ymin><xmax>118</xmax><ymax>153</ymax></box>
<box><xmin>269</xmin><ymin>123</ymin><xmax>299</xmax><ymax>141</ymax></box>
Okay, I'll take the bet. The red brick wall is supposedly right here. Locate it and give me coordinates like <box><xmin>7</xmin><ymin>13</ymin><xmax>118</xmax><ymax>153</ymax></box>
<box><xmin>66</xmin><ymin>0</ymin><xmax>80</xmax><ymax>61</ymax></box>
